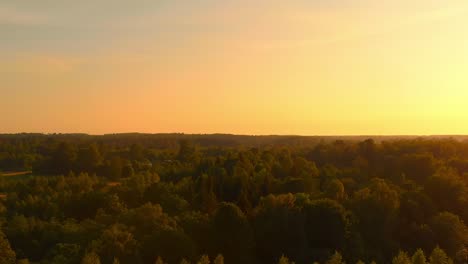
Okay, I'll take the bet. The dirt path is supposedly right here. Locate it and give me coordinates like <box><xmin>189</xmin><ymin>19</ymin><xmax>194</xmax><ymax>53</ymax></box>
<box><xmin>1</xmin><ymin>171</ymin><xmax>32</xmax><ymax>177</ymax></box>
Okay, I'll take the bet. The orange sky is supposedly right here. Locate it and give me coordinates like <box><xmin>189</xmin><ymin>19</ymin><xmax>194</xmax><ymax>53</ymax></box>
<box><xmin>1</xmin><ymin>0</ymin><xmax>468</xmax><ymax>135</ymax></box>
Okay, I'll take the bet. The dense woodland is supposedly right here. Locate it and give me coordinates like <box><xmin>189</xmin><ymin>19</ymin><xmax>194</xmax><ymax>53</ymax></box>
<box><xmin>0</xmin><ymin>134</ymin><xmax>467</xmax><ymax>264</ymax></box>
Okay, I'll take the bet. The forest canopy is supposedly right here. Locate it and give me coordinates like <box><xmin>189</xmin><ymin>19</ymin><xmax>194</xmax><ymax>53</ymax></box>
<box><xmin>0</xmin><ymin>134</ymin><xmax>467</xmax><ymax>264</ymax></box>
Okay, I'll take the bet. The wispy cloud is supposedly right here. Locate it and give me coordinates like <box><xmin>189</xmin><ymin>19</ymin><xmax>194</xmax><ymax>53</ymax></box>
<box><xmin>270</xmin><ymin>1</ymin><xmax>468</xmax><ymax>49</ymax></box>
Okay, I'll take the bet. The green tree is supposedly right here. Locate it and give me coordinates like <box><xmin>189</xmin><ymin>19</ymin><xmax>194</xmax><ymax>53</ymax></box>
<box><xmin>212</xmin><ymin>203</ymin><xmax>254</xmax><ymax>264</ymax></box>
<box><xmin>45</xmin><ymin>243</ymin><xmax>81</xmax><ymax>264</ymax></box>
<box><xmin>454</xmin><ymin>248</ymin><xmax>467</xmax><ymax>264</ymax></box>
<box><xmin>425</xmin><ymin>168</ymin><xmax>468</xmax><ymax>220</ymax></box>
<box><xmin>430</xmin><ymin>212</ymin><xmax>468</xmax><ymax>258</ymax></box>
<box><xmin>292</xmin><ymin>157</ymin><xmax>320</xmax><ymax>193</ymax></box>
<box><xmin>429</xmin><ymin>247</ymin><xmax>453</xmax><ymax>264</ymax></box>
<box><xmin>180</xmin><ymin>259</ymin><xmax>191</xmax><ymax>264</ymax></box>
<box><xmin>121</xmin><ymin>203</ymin><xmax>176</xmax><ymax>239</ymax></box>
<box><xmin>143</xmin><ymin>182</ymin><xmax>189</xmax><ymax>215</ymax></box>
<box><xmin>392</xmin><ymin>251</ymin><xmax>411</xmax><ymax>264</ymax></box>
<box><xmin>213</xmin><ymin>254</ymin><xmax>224</xmax><ymax>264</ymax></box>
<box><xmin>142</xmin><ymin>229</ymin><xmax>196</xmax><ymax>264</ymax></box>
<box><xmin>179</xmin><ymin>211</ymin><xmax>210</xmax><ymax>247</ymax></box>
<box><xmin>412</xmin><ymin>249</ymin><xmax>427</xmax><ymax>264</ymax></box>
<box><xmin>326</xmin><ymin>251</ymin><xmax>344</xmax><ymax>264</ymax></box>
<box><xmin>130</xmin><ymin>144</ymin><xmax>145</xmax><ymax>161</ymax></box>
<box><xmin>304</xmin><ymin>199</ymin><xmax>350</xmax><ymax>257</ymax></box>
<box><xmin>324</xmin><ymin>179</ymin><xmax>346</xmax><ymax>201</ymax></box>
<box><xmin>401</xmin><ymin>153</ymin><xmax>436</xmax><ymax>183</ymax></box>
<box><xmin>52</xmin><ymin>142</ymin><xmax>77</xmax><ymax>175</ymax></box>
<box><xmin>178</xmin><ymin>140</ymin><xmax>199</xmax><ymax>163</ymax></box>
<box><xmin>91</xmin><ymin>224</ymin><xmax>139</xmax><ymax>264</ymax></box>
<box><xmin>253</xmin><ymin>194</ymin><xmax>307</xmax><ymax>264</ymax></box>
<box><xmin>76</xmin><ymin>144</ymin><xmax>102</xmax><ymax>173</ymax></box>
<box><xmin>196</xmin><ymin>174</ymin><xmax>218</xmax><ymax>213</ymax></box>
<box><xmin>81</xmin><ymin>252</ymin><xmax>101</xmax><ymax>264</ymax></box>
<box><xmin>0</xmin><ymin>231</ymin><xmax>16</xmax><ymax>264</ymax></box>
<box><xmin>197</xmin><ymin>255</ymin><xmax>210</xmax><ymax>264</ymax></box>
<box><xmin>278</xmin><ymin>255</ymin><xmax>295</xmax><ymax>264</ymax></box>
<box><xmin>107</xmin><ymin>156</ymin><xmax>123</xmax><ymax>180</ymax></box>
<box><xmin>122</xmin><ymin>162</ymin><xmax>135</xmax><ymax>178</ymax></box>
<box><xmin>155</xmin><ymin>257</ymin><xmax>165</xmax><ymax>264</ymax></box>
<box><xmin>351</xmin><ymin>178</ymin><xmax>400</xmax><ymax>261</ymax></box>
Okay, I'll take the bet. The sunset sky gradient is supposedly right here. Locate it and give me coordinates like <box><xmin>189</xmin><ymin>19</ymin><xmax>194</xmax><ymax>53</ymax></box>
<box><xmin>2</xmin><ymin>0</ymin><xmax>468</xmax><ymax>135</ymax></box>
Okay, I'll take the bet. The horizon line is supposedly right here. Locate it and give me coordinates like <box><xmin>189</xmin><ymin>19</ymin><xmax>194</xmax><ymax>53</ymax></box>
<box><xmin>1</xmin><ymin>132</ymin><xmax>468</xmax><ymax>138</ymax></box>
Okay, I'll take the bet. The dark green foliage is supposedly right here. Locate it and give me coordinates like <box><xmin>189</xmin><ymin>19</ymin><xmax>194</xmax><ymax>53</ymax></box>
<box><xmin>253</xmin><ymin>194</ymin><xmax>307</xmax><ymax>264</ymax></box>
<box><xmin>326</xmin><ymin>251</ymin><xmax>345</xmax><ymax>264</ymax></box>
<box><xmin>412</xmin><ymin>249</ymin><xmax>427</xmax><ymax>264</ymax></box>
<box><xmin>0</xmin><ymin>134</ymin><xmax>467</xmax><ymax>263</ymax></box>
<box><xmin>81</xmin><ymin>251</ymin><xmax>101</xmax><ymax>264</ymax></box>
<box><xmin>0</xmin><ymin>230</ymin><xmax>16</xmax><ymax>263</ymax></box>
<box><xmin>140</xmin><ymin>229</ymin><xmax>195</xmax><ymax>264</ymax></box>
<box><xmin>429</xmin><ymin>247</ymin><xmax>453</xmax><ymax>264</ymax></box>
<box><xmin>76</xmin><ymin>144</ymin><xmax>102</xmax><ymax>174</ymax></box>
<box><xmin>392</xmin><ymin>251</ymin><xmax>411</xmax><ymax>264</ymax></box>
<box><xmin>351</xmin><ymin>178</ymin><xmax>400</xmax><ymax>262</ymax></box>
<box><xmin>44</xmin><ymin>243</ymin><xmax>81</xmax><ymax>264</ymax></box>
<box><xmin>304</xmin><ymin>199</ymin><xmax>350</xmax><ymax>259</ymax></box>
<box><xmin>429</xmin><ymin>212</ymin><xmax>468</xmax><ymax>259</ymax></box>
<box><xmin>211</xmin><ymin>203</ymin><xmax>255</xmax><ymax>263</ymax></box>
<box><xmin>178</xmin><ymin>140</ymin><xmax>199</xmax><ymax>163</ymax></box>
<box><xmin>90</xmin><ymin>224</ymin><xmax>140</xmax><ymax>264</ymax></box>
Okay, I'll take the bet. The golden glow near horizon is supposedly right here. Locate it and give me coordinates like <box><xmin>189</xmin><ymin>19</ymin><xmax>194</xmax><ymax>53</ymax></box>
<box><xmin>1</xmin><ymin>0</ymin><xmax>468</xmax><ymax>135</ymax></box>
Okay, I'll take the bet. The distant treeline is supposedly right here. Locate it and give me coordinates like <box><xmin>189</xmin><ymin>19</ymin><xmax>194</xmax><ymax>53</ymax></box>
<box><xmin>1</xmin><ymin>133</ymin><xmax>467</xmax><ymax>172</ymax></box>
<box><xmin>0</xmin><ymin>134</ymin><xmax>467</xmax><ymax>263</ymax></box>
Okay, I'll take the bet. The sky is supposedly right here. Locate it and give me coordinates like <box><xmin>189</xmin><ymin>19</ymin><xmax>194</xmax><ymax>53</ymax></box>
<box><xmin>1</xmin><ymin>0</ymin><xmax>468</xmax><ymax>135</ymax></box>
